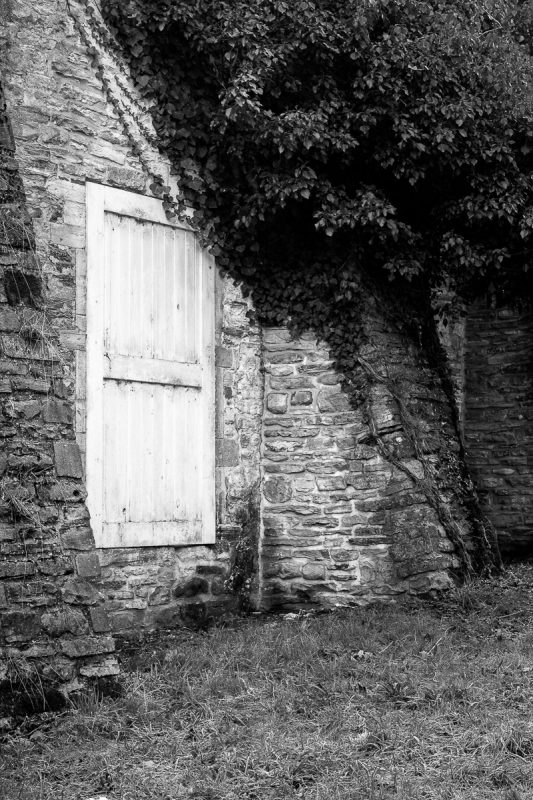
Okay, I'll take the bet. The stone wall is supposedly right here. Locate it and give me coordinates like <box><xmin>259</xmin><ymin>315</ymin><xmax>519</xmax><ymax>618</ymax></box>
<box><xmin>0</xmin><ymin>78</ymin><xmax>118</xmax><ymax>686</ymax></box>
<box><xmin>0</xmin><ymin>0</ymin><xmax>263</xmax><ymax>684</ymax></box>
<box><xmin>464</xmin><ymin>304</ymin><xmax>533</xmax><ymax>557</ymax></box>
<box><xmin>259</xmin><ymin>294</ymin><xmax>471</xmax><ymax>610</ymax></box>
<box><xmin>0</xmin><ymin>0</ymin><xmax>506</xmax><ymax>683</ymax></box>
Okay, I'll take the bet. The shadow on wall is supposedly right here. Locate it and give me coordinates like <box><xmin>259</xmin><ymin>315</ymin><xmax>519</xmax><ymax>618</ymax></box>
<box><xmin>465</xmin><ymin>302</ymin><xmax>533</xmax><ymax>559</ymax></box>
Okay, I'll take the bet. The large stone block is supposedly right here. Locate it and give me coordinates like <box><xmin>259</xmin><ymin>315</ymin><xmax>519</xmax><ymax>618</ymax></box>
<box><xmin>1</xmin><ymin>610</ymin><xmax>40</xmax><ymax>641</ymax></box>
<box><xmin>11</xmin><ymin>377</ymin><xmax>50</xmax><ymax>393</ymax></box>
<box><xmin>302</xmin><ymin>563</ymin><xmax>326</xmax><ymax>580</ymax></box>
<box><xmin>316</xmin><ymin>372</ymin><xmax>341</xmax><ymax>386</ymax></box>
<box><xmin>41</xmin><ymin>608</ymin><xmax>89</xmax><ymax>637</ymax></box>
<box><xmin>109</xmin><ymin>609</ymin><xmax>144</xmax><ymax>632</ymax></box>
<box><xmin>79</xmin><ymin>655</ymin><xmax>120</xmax><ymax>677</ymax></box>
<box><xmin>0</xmin><ymin>358</ymin><xmax>27</xmax><ymax>376</ymax></box>
<box><xmin>88</xmin><ymin>607</ymin><xmax>112</xmax><ymax>633</ymax></box>
<box><xmin>0</xmin><ymin>561</ymin><xmax>36</xmax><ymax>579</ymax></box>
<box><xmin>316</xmin><ymin>475</ymin><xmax>347</xmax><ymax>492</ymax></box>
<box><xmin>215</xmin><ymin>345</ymin><xmax>233</xmax><ymax>368</ymax></box>
<box><xmin>0</xmin><ymin>308</ymin><xmax>20</xmax><ymax>333</ymax></box>
<box><xmin>266</xmin><ymin>393</ymin><xmax>288</xmax><ymax>414</ymax></box>
<box><xmin>266</xmin><ymin>560</ymin><xmax>303</xmax><ymax>580</ymax></box>
<box><xmin>50</xmin><ymin>222</ymin><xmax>84</xmax><ymax>248</ymax></box>
<box><xmin>43</xmin><ymin>399</ymin><xmax>72</xmax><ymax>424</ymax></box>
<box><xmin>216</xmin><ymin>438</ymin><xmax>239</xmax><ymax>467</ymax></box>
<box><xmin>48</xmin><ymin>480</ymin><xmax>86</xmax><ymax>502</ymax></box>
<box><xmin>75</xmin><ymin>552</ymin><xmax>101</xmax><ymax>578</ymax></box>
<box><xmin>38</xmin><ymin>557</ymin><xmax>75</xmax><ymax>577</ymax></box>
<box><xmin>0</xmin><ymin>522</ymin><xmax>16</xmax><ymax>542</ymax></box>
<box><xmin>61</xmin><ymin>527</ymin><xmax>94</xmax><ymax>551</ymax></box>
<box><xmin>291</xmin><ymin>390</ymin><xmax>313</xmax><ymax>406</ymax></box>
<box><xmin>146</xmin><ymin>585</ymin><xmax>172</xmax><ymax>605</ymax></box>
<box><xmin>8</xmin><ymin>453</ymin><xmax>53</xmax><ymax>473</ymax></box>
<box><xmin>317</xmin><ymin>389</ymin><xmax>351</xmax><ymax>413</ymax></box>
<box><xmin>22</xmin><ymin>643</ymin><xmax>58</xmax><ymax>659</ymax></box>
<box><xmin>61</xmin><ymin>506</ymin><xmax>91</xmax><ymax>524</ymax></box>
<box><xmin>263</xmin><ymin>476</ymin><xmax>292</xmax><ymax>504</ymax></box>
<box><xmin>270</xmin><ymin>376</ymin><xmax>314</xmax><ymax>390</ymax></box>
<box><xmin>107</xmin><ymin>165</ymin><xmax>147</xmax><ymax>191</ymax></box>
<box><xmin>53</xmin><ymin>441</ymin><xmax>83</xmax><ymax>478</ymax></box>
<box><xmin>61</xmin><ymin>578</ymin><xmax>103</xmax><ymax>605</ymax></box>
<box><xmin>60</xmin><ymin>636</ymin><xmax>115</xmax><ymax>658</ymax></box>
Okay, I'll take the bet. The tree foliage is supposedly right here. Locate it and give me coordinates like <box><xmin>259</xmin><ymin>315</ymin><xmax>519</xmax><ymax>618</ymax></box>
<box><xmin>103</xmin><ymin>0</ymin><xmax>533</xmax><ymax>325</ymax></box>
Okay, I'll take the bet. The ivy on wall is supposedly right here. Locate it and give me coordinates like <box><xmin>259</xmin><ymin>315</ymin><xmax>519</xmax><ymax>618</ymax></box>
<box><xmin>95</xmin><ymin>0</ymin><xmax>533</xmax><ymax>575</ymax></box>
<box><xmin>100</xmin><ymin>0</ymin><xmax>532</xmax><ymax>307</ymax></box>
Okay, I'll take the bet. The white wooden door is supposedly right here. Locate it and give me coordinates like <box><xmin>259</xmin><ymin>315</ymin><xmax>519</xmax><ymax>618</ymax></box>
<box><xmin>86</xmin><ymin>183</ymin><xmax>215</xmax><ymax>548</ymax></box>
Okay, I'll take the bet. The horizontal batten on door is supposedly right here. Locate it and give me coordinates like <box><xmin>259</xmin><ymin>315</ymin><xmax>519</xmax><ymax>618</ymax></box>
<box><xmin>104</xmin><ymin>355</ymin><xmax>202</xmax><ymax>388</ymax></box>
<box><xmin>103</xmin><ymin>520</ymin><xmax>204</xmax><ymax>548</ymax></box>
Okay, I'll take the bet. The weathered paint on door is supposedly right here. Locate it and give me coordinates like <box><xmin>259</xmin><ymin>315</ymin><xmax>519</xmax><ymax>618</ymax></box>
<box><xmin>86</xmin><ymin>183</ymin><xmax>215</xmax><ymax>548</ymax></box>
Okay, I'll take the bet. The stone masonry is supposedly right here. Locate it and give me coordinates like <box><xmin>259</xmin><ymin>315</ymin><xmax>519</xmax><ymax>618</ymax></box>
<box><xmin>0</xmin><ymin>77</ymin><xmax>118</xmax><ymax>686</ymax></box>
<box><xmin>463</xmin><ymin>303</ymin><xmax>533</xmax><ymax>557</ymax></box>
<box><xmin>259</xmin><ymin>293</ymin><xmax>472</xmax><ymax>610</ymax></box>
<box><xmin>1</xmin><ymin>0</ymin><xmax>529</xmax><ymax>687</ymax></box>
<box><xmin>0</xmin><ymin>0</ymin><xmax>262</xmax><ymax>686</ymax></box>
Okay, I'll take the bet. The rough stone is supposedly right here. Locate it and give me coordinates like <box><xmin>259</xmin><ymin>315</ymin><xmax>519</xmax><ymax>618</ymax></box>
<box><xmin>53</xmin><ymin>441</ymin><xmax>83</xmax><ymax>478</ymax></box>
<box><xmin>291</xmin><ymin>390</ymin><xmax>313</xmax><ymax>406</ymax></box>
<box><xmin>11</xmin><ymin>377</ymin><xmax>49</xmax><ymax>393</ymax></box>
<box><xmin>316</xmin><ymin>475</ymin><xmax>346</xmax><ymax>491</ymax></box>
<box><xmin>61</xmin><ymin>578</ymin><xmax>103</xmax><ymax>606</ymax></box>
<box><xmin>60</xmin><ymin>636</ymin><xmax>115</xmax><ymax>658</ymax></box>
<box><xmin>75</xmin><ymin>552</ymin><xmax>101</xmax><ymax>578</ymax></box>
<box><xmin>61</xmin><ymin>528</ymin><xmax>95</xmax><ymax>551</ymax></box>
<box><xmin>215</xmin><ymin>345</ymin><xmax>233</xmax><ymax>368</ymax></box>
<box><xmin>108</xmin><ymin>610</ymin><xmax>143</xmax><ymax>632</ymax></box>
<box><xmin>216</xmin><ymin>438</ymin><xmax>240</xmax><ymax>467</ymax></box>
<box><xmin>14</xmin><ymin>400</ymin><xmax>41</xmax><ymax>419</ymax></box>
<box><xmin>79</xmin><ymin>655</ymin><xmax>120</xmax><ymax>677</ymax></box>
<box><xmin>266</xmin><ymin>393</ymin><xmax>288</xmax><ymax>414</ymax></box>
<box><xmin>316</xmin><ymin>389</ymin><xmax>351</xmax><ymax>413</ymax></box>
<box><xmin>1</xmin><ymin>610</ymin><xmax>40</xmax><ymax>641</ymax></box>
<box><xmin>37</xmin><ymin>560</ymin><xmax>73</xmax><ymax>581</ymax></box>
<box><xmin>43</xmin><ymin>399</ymin><xmax>72</xmax><ymax>424</ymax></box>
<box><xmin>41</xmin><ymin>608</ymin><xmax>89</xmax><ymax>637</ymax></box>
<box><xmin>0</xmin><ymin>561</ymin><xmax>36</xmax><ymax>579</ymax></box>
<box><xmin>263</xmin><ymin>476</ymin><xmax>292</xmax><ymax>504</ymax></box>
<box><xmin>49</xmin><ymin>480</ymin><xmax>87</xmax><ymax>502</ymax></box>
<box><xmin>0</xmin><ymin>308</ymin><xmax>19</xmax><ymax>331</ymax></box>
<box><xmin>302</xmin><ymin>563</ymin><xmax>326</xmax><ymax>580</ymax></box>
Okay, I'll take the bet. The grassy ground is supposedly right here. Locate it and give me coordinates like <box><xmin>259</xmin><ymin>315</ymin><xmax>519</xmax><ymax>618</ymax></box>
<box><xmin>3</xmin><ymin>564</ymin><xmax>533</xmax><ymax>800</ymax></box>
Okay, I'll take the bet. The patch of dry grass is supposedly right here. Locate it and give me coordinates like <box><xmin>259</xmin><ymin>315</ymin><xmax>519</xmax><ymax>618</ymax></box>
<box><xmin>3</xmin><ymin>564</ymin><xmax>533</xmax><ymax>800</ymax></box>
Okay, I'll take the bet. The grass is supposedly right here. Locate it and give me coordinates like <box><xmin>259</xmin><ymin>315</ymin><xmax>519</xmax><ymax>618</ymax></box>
<box><xmin>3</xmin><ymin>563</ymin><xmax>533</xmax><ymax>800</ymax></box>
